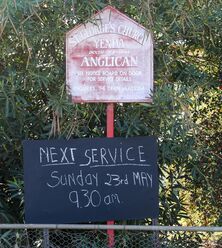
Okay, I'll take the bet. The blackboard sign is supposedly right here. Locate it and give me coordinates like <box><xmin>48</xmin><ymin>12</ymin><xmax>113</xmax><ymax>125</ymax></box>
<box><xmin>23</xmin><ymin>136</ymin><xmax>158</xmax><ymax>224</ymax></box>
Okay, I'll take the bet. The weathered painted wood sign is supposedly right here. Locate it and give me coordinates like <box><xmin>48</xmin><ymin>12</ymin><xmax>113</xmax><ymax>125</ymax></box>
<box><xmin>23</xmin><ymin>136</ymin><xmax>158</xmax><ymax>224</ymax></box>
<box><xmin>66</xmin><ymin>6</ymin><xmax>153</xmax><ymax>102</ymax></box>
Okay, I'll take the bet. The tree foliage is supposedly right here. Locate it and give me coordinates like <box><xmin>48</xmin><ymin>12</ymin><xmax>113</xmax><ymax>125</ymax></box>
<box><xmin>0</xmin><ymin>0</ymin><xmax>221</xmax><ymax>225</ymax></box>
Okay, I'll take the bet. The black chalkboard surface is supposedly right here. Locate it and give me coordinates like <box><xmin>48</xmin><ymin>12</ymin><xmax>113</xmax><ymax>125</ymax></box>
<box><xmin>23</xmin><ymin>136</ymin><xmax>158</xmax><ymax>224</ymax></box>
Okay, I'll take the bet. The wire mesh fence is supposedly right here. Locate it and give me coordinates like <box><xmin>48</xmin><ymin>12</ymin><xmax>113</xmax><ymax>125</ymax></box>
<box><xmin>0</xmin><ymin>224</ymin><xmax>222</xmax><ymax>248</ymax></box>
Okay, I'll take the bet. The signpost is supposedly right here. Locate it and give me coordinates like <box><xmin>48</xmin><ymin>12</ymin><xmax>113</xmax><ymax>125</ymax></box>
<box><xmin>65</xmin><ymin>5</ymin><xmax>154</xmax><ymax>247</ymax></box>
<box><xmin>106</xmin><ymin>103</ymin><xmax>115</xmax><ymax>247</ymax></box>
<box><xmin>23</xmin><ymin>5</ymin><xmax>156</xmax><ymax>248</ymax></box>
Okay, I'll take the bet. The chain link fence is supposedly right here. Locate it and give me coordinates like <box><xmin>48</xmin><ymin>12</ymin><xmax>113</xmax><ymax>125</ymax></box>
<box><xmin>0</xmin><ymin>224</ymin><xmax>222</xmax><ymax>248</ymax></box>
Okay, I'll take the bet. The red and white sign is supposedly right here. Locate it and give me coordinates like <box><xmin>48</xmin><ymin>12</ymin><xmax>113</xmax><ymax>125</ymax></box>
<box><xmin>66</xmin><ymin>6</ymin><xmax>153</xmax><ymax>103</ymax></box>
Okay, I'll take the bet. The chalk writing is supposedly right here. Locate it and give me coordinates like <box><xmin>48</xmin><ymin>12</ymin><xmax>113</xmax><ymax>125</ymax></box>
<box><xmin>46</xmin><ymin>170</ymin><xmax>99</xmax><ymax>188</ymax></box>
<box><xmin>23</xmin><ymin>136</ymin><xmax>158</xmax><ymax>224</ymax></box>
<box><xmin>69</xmin><ymin>189</ymin><xmax>121</xmax><ymax>209</ymax></box>
<box><xmin>133</xmin><ymin>172</ymin><xmax>153</xmax><ymax>187</ymax></box>
<box><xmin>105</xmin><ymin>173</ymin><xmax>128</xmax><ymax>187</ymax></box>
<box><xmin>78</xmin><ymin>145</ymin><xmax>147</xmax><ymax>167</ymax></box>
<box><xmin>40</xmin><ymin>146</ymin><xmax>77</xmax><ymax>166</ymax></box>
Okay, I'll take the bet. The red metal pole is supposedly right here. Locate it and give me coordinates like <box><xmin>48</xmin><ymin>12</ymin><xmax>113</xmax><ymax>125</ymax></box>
<box><xmin>107</xmin><ymin>103</ymin><xmax>114</xmax><ymax>138</ymax></box>
<box><xmin>106</xmin><ymin>103</ymin><xmax>114</xmax><ymax>248</ymax></box>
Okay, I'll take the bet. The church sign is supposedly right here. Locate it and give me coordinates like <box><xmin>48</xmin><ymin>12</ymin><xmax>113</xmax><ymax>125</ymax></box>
<box><xmin>66</xmin><ymin>6</ymin><xmax>153</xmax><ymax>103</ymax></box>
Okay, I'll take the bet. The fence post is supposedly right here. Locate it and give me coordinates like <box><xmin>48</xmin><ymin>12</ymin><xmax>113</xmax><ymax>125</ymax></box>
<box><xmin>43</xmin><ymin>229</ymin><xmax>49</xmax><ymax>248</ymax></box>
<box><xmin>152</xmin><ymin>219</ymin><xmax>160</xmax><ymax>248</ymax></box>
